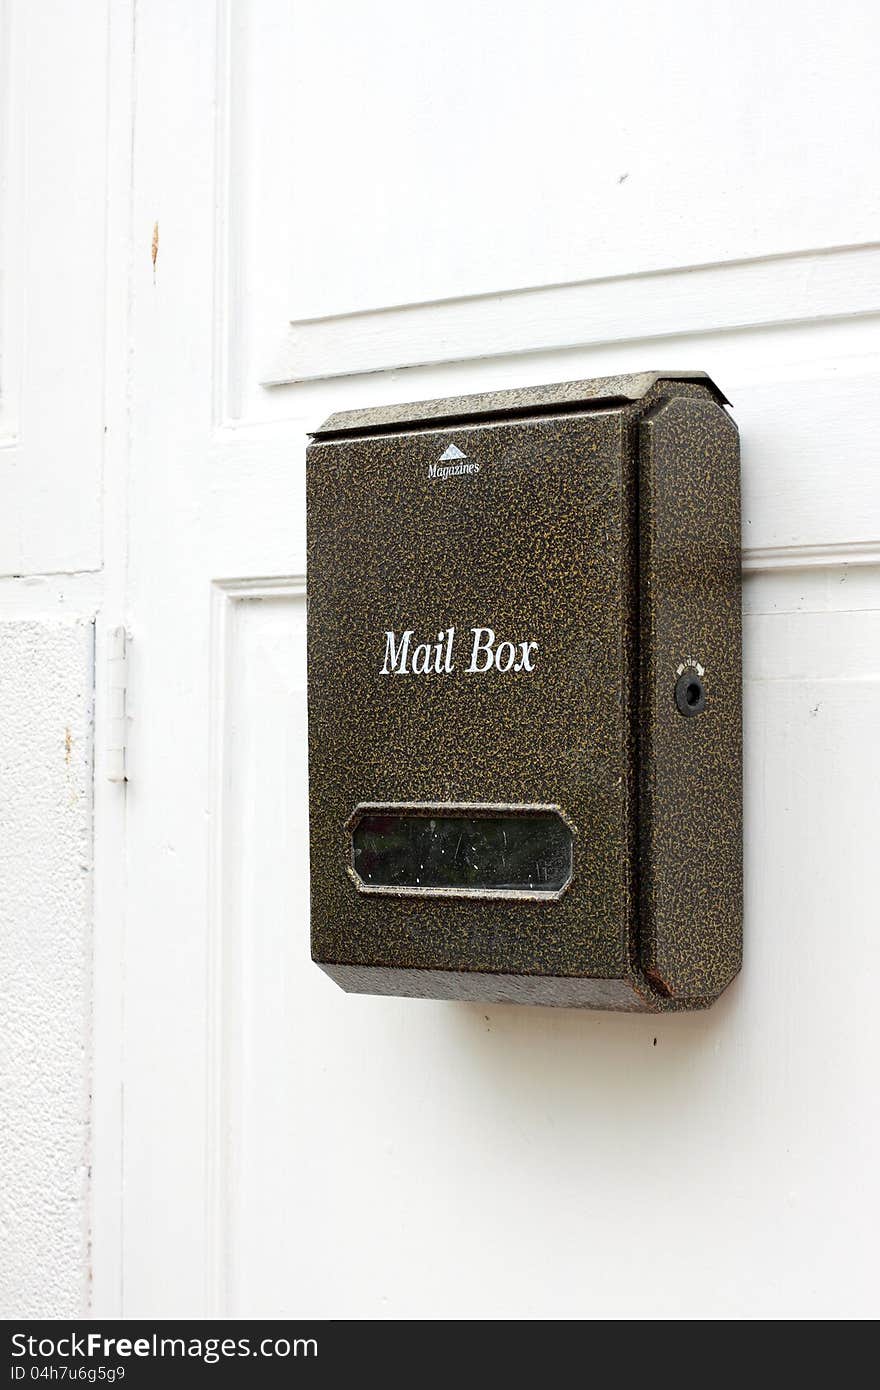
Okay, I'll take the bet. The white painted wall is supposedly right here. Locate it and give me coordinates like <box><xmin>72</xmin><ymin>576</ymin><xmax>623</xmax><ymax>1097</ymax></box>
<box><xmin>2</xmin><ymin>0</ymin><xmax>879</xmax><ymax>1319</ymax></box>
<box><xmin>0</xmin><ymin>621</ymin><xmax>94</xmax><ymax>1317</ymax></box>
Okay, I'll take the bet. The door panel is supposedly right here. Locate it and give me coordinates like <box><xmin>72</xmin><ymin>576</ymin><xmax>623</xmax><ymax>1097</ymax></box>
<box><xmin>117</xmin><ymin>0</ymin><xmax>880</xmax><ymax>1317</ymax></box>
<box><xmin>0</xmin><ymin>0</ymin><xmax>109</xmax><ymax>575</ymax></box>
<box><xmin>208</xmin><ymin>598</ymin><xmax>880</xmax><ymax>1319</ymax></box>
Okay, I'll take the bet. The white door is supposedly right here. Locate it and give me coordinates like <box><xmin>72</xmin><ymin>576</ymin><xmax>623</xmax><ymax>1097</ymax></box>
<box><xmin>99</xmin><ymin>0</ymin><xmax>880</xmax><ymax>1317</ymax></box>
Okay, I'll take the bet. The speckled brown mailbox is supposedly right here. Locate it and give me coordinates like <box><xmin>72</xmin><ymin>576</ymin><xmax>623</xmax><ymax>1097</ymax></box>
<box><xmin>307</xmin><ymin>372</ymin><xmax>742</xmax><ymax>1011</ymax></box>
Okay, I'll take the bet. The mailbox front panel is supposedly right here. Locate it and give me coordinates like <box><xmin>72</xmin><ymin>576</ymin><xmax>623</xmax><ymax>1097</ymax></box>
<box><xmin>307</xmin><ymin>409</ymin><xmax>640</xmax><ymax>993</ymax></box>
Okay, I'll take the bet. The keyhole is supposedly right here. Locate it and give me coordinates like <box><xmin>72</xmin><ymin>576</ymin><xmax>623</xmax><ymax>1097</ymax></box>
<box><xmin>675</xmin><ymin>671</ymin><xmax>706</xmax><ymax>717</ymax></box>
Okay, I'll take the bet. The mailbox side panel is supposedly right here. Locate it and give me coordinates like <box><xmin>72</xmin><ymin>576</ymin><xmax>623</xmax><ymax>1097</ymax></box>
<box><xmin>638</xmin><ymin>387</ymin><xmax>743</xmax><ymax>1000</ymax></box>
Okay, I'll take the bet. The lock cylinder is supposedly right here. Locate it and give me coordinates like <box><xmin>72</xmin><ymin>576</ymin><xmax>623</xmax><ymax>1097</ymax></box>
<box><xmin>675</xmin><ymin>670</ymin><xmax>706</xmax><ymax>716</ymax></box>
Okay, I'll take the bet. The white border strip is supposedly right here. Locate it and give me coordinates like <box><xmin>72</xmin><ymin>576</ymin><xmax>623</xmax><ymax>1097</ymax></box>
<box><xmin>205</xmin><ymin>574</ymin><xmax>307</xmax><ymax>1316</ymax></box>
<box><xmin>263</xmin><ymin>242</ymin><xmax>880</xmax><ymax>387</ymax></box>
<box><xmin>742</xmin><ymin>540</ymin><xmax>880</xmax><ymax>573</ymax></box>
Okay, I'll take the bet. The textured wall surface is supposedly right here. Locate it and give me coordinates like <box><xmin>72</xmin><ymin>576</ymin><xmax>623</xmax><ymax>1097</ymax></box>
<box><xmin>0</xmin><ymin>620</ymin><xmax>94</xmax><ymax>1317</ymax></box>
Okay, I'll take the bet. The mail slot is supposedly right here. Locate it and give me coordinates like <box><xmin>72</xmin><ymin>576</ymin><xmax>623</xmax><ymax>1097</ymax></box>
<box><xmin>306</xmin><ymin>372</ymin><xmax>742</xmax><ymax>1011</ymax></box>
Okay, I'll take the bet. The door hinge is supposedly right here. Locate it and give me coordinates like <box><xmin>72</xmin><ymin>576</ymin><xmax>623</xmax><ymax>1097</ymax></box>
<box><xmin>106</xmin><ymin>626</ymin><xmax>130</xmax><ymax>783</ymax></box>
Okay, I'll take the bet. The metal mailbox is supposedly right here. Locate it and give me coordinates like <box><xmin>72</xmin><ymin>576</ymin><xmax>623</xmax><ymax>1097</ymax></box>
<box><xmin>306</xmin><ymin>372</ymin><xmax>742</xmax><ymax>1011</ymax></box>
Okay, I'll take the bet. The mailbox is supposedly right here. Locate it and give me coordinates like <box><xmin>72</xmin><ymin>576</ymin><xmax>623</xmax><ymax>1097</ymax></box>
<box><xmin>307</xmin><ymin>372</ymin><xmax>742</xmax><ymax>1011</ymax></box>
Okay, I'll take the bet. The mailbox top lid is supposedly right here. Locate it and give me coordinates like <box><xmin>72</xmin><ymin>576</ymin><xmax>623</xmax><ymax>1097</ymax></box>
<box><xmin>310</xmin><ymin>371</ymin><xmax>730</xmax><ymax>441</ymax></box>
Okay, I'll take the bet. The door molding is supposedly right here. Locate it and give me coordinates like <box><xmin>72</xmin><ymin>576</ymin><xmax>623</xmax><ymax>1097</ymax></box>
<box><xmin>206</xmin><ymin>574</ymin><xmax>307</xmax><ymax>1314</ymax></box>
